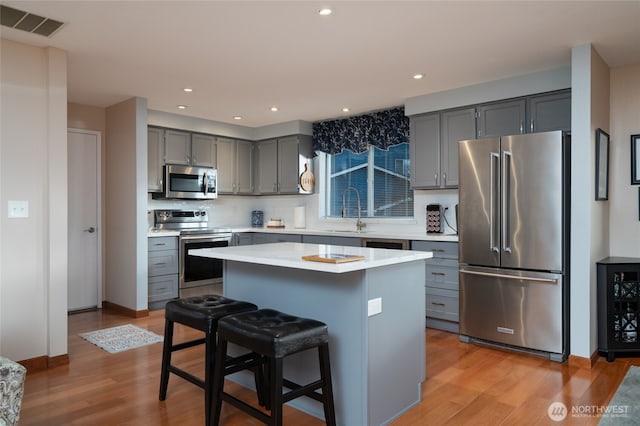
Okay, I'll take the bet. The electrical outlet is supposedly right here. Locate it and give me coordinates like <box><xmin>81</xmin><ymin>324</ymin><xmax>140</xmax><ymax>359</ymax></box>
<box><xmin>8</xmin><ymin>200</ymin><xmax>29</xmax><ymax>218</ymax></box>
<box><xmin>367</xmin><ymin>297</ymin><xmax>382</xmax><ymax>316</ymax></box>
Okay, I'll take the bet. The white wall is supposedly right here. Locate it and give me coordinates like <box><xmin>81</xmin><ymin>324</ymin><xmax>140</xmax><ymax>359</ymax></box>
<box><xmin>609</xmin><ymin>64</ymin><xmax>640</xmax><ymax>256</ymax></box>
<box><xmin>0</xmin><ymin>39</ymin><xmax>68</xmax><ymax>361</ymax></box>
<box><xmin>105</xmin><ymin>97</ymin><xmax>148</xmax><ymax>311</ymax></box>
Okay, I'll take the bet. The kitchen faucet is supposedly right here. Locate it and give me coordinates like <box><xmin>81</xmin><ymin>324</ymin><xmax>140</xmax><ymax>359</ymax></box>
<box><xmin>342</xmin><ymin>187</ymin><xmax>366</xmax><ymax>231</ymax></box>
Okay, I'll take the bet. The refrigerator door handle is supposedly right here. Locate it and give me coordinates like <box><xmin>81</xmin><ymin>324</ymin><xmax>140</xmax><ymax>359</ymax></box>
<box><xmin>502</xmin><ymin>150</ymin><xmax>513</xmax><ymax>254</ymax></box>
<box><xmin>460</xmin><ymin>269</ymin><xmax>558</xmax><ymax>284</ymax></box>
<box><xmin>490</xmin><ymin>152</ymin><xmax>500</xmax><ymax>253</ymax></box>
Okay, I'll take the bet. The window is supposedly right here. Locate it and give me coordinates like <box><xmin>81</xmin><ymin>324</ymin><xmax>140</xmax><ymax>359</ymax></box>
<box><xmin>325</xmin><ymin>143</ymin><xmax>413</xmax><ymax>218</ymax></box>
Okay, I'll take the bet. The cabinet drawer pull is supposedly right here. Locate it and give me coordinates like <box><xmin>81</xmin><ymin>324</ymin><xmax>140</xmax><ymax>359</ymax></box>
<box><xmin>154</xmin><ymin>262</ymin><xmax>167</xmax><ymax>266</ymax></box>
<box><xmin>431</xmin><ymin>272</ymin><xmax>446</xmax><ymax>276</ymax></box>
<box><xmin>432</xmin><ymin>248</ymin><xmax>445</xmax><ymax>252</ymax></box>
<box><xmin>153</xmin><ymin>243</ymin><xmax>167</xmax><ymax>247</ymax></box>
<box><xmin>431</xmin><ymin>302</ymin><xmax>446</xmax><ymax>307</ymax></box>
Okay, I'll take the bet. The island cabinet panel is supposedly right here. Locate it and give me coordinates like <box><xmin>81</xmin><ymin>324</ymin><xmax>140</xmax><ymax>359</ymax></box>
<box><xmin>413</xmin><ymin>240</ymin><xmax>460</xmax><ymax>333</ymax></box>
<box><xmin>222</xmin><ymin>259</ymin><xmax>425</xmax><ymax>426</ymax></box>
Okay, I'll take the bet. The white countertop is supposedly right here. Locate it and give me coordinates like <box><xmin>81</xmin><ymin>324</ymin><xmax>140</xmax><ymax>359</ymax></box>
<box><xmin>228</xmin><ymin>227</ymin><xmax>458</xmax><ymax>242</ymax></box>
<box><xmin>190</xmin><ymin>242</ymin><xmax>432</xmax><ymax>273</ymax></box>
<box><xmin>147</xmin><ymin>226</ymin><xmax>458</xmax><ymax>242</ymax></box>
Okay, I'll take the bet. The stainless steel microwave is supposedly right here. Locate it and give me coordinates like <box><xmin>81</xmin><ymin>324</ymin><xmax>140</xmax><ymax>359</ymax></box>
<box><xmin>153</xmin><ymin>164</ymin><xmax>217</xmax><ymax>200</ymax></box>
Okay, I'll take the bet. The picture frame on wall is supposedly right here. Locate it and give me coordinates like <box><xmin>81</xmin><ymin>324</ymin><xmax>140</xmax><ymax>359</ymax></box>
<box><xmin>595</xmin><ymin>128</ymin><xmax>610</xmax><ymax>201</ymax></box>
<box><xmin>632</xmin><ymin>134</ymin><xmax>640</xmax><ymax>185</ymax></box>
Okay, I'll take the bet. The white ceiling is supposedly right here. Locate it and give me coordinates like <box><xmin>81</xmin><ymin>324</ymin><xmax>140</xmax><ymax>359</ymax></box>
<box><xmin>2</xmin><ymin>1</ymin><xmax>639</xmax><ymax>127</ymax></box>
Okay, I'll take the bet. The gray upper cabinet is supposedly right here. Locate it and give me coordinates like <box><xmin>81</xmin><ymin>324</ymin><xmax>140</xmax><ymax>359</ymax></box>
<box><xmin>217</xmin><ymin>137</ymin><xmax>253</xmax><ymax>194</ymax></box>
<box><xmin>148</xmin><ymin>127</ymin><xmax>164</xmax><ymax>192</ymax></box>
<box><xmin>527</xmin><ymin>90</ymin><xmax>571</xmax><ymax>133</ymax></box>
<box><xmin>255</xmin><ymin>135</ymin><xmax>313</xmax><ymax>194</ymax></box>
<box><xmin>441</xmin><ymin>108</ymin><xmax>476</xmax><ymax>188</ymax></box>
<box><xmin>410</xmin><ymin>113</ymin><xmax>440</xmax><ymax>188</ymax></box>
<box><xmin>190</xmin><ymin>133</ymin><xmax>216</xmax><ymax>167</ymax></box>
<box><xmin>164</xmin><ymin>129</ymin><xmax>191</xmax><ymax>165</ymax></box>
<box><xmin>476</xmin><ymin>99</ymin><xmax>526</xmax><ymax>138</ymax></box>
<box><xmin>256</xmin><ymin>139</ymin><xmax>278</xmax><ymax>193</ymax></box>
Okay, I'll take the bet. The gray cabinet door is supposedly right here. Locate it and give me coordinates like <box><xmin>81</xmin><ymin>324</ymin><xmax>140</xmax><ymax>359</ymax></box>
<box><xmin>441</xmin><ymin>108</ymin><xmax>475</xmax><ymax>188</ymax></box>
<box><xmin>216</xmin><ymin>137</ymin><xmax>235</xmax><ymax>193</ymax></box>
<box><xmin>527</xmin><ymin>91</ymin><xmax>571</xmax><ymax>133</ymax></box>
<box><xmin>410</xmin><ymin>113</ymin><xmax>440</xmax><ymax>188</ymax></box>
<box><xmin>277</xmin><ymin>136</ymin><xmax>301</xmax><ymax>193</ymax></box>
<box><xmin>147</xmin><ymin>127</ymin><xmax>164</xmax><ymax>192</ymax></box>
<box><xmin>191</xmin><ymin>133</ymin><xmax>216</xmax><ymax>167</ymax></box>
<box><xmin>235</xmin><ymin>140</ymin><xmax>254</xmax><ymax>194</ymax></box>
<box><xmin>477</xmin><ymin>99</ymin><xmax>526</xmax><ymax>137</ymax></box>
<box><xmin>164</xmin><ymin>129</ymin><xmax>191</xmax><ymax>165</ymax></box>
<box><xmin>257</xmin><ymin>139</ymin><xmax>278</xmax><ymax>194</ymax></box>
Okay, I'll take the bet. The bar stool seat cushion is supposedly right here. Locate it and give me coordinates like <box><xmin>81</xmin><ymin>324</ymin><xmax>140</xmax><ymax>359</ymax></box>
<box><xmin>165</xmin><ymin>295</ymin><xmax>257</xmax><ymax>333</ymax></box>
<box><xmin>218</xmin><ymin>308</ymin><xmax>329</xmax><ymax>358</ymax></box>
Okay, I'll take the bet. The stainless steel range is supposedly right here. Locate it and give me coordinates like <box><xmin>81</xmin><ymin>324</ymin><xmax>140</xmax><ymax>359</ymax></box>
<box><xmin>154</xmin><ymin>210</ymin><xmax>231</xmax><ymax>297</ymax></box>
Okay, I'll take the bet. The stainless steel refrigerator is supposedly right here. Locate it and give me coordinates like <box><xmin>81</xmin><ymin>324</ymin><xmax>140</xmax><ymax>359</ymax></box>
<box><xmin>458</xmin><ymin>130</ymin><xmax>570</xmax><ymax>362</ymax></box>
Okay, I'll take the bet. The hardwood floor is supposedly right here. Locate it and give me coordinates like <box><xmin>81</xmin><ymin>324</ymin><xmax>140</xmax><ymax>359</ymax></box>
<box><xmin>20</xmin><ymin>309</ymin><xmax>639</xmax><ymax>425</ymax></box>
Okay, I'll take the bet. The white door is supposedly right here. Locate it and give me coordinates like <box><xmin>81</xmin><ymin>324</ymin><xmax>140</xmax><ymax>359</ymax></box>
<box><xmin>68</xmin><ymin>129</ymin><xmax>101</xmax><ymax>311</ymax></box>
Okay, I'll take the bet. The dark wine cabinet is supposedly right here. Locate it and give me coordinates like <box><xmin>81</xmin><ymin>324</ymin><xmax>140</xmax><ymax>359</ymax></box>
<box><xmin>597</xmin><ymin>257</ymin><xmax>640</xmax><ymax>362</ymax></box>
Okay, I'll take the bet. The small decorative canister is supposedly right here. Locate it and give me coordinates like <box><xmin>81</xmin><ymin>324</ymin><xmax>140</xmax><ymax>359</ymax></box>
<box><xmin>251</xmin><ymin>210</ymin><xmax>264</xmax><ymax>227</ymax></box>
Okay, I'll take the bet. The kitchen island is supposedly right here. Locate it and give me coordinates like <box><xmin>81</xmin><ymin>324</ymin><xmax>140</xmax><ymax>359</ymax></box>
<box><xmin>191</xmin><ymin>242</ymin><xmax>431</xmax><ymax>426</ymax></box>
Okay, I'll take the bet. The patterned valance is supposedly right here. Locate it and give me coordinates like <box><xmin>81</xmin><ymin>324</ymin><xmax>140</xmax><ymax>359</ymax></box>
<box><xmin>312</xmin><ymin>107</ymin><xmax>409</xmax><ymax>154</ymax></box>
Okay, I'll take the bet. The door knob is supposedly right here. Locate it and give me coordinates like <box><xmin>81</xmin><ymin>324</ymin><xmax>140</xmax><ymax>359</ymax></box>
<box><xmin>84</xmin><ymin>227</ymin><xmax>96</xmax><ymax>233</ymax></box>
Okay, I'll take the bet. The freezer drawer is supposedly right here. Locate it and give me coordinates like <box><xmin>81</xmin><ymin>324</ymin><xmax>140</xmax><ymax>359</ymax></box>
<box><xmin>459</xmin><ymin>266</ymin><xmax>564</xmax><ymax>354</ymax></box>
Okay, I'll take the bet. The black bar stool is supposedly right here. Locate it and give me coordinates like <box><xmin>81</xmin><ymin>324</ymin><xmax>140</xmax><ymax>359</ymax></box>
<box><xmin>159</xmin><ymin>295</ymin><xmax>259</xmax><ymax>426</ymax></box>
<box><xmin>212</xmin><ymin>308</ymin><xmax>336</xmax><ymax>426</ymax></box>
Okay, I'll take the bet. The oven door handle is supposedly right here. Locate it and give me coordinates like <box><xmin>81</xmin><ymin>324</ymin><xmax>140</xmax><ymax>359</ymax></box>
<box><xmin>180</xmin><ymin>234</ymin><xmax>231</xmax><ymax>242</ymax></box>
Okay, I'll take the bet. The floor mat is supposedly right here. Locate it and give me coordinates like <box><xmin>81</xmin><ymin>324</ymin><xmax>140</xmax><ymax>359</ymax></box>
<box><xmin>598</xmin><ymin>365</ymin><xmax>640</xmax><ymax>425</ymax></box>
<box><xmin>79</xmin><ymin>324</ymin><xmax>163</xmax><ymax>354</ymax></box>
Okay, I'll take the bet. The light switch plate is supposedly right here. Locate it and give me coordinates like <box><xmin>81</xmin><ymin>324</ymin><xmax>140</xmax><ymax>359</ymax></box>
<box><xmin>8</xmin><ymin>200</ymin><xmax>29</xmax><ymax>218</ymax></box>
<box><xmin>367</xmin><ymin>297</ymin><xmax>382</xmax><ymax>316</ymax></box>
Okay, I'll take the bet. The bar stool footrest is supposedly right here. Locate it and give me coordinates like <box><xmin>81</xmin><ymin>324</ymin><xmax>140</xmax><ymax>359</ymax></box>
<box><xmin>282</xmin><ymin>378</ymin><xmax>325</xmax><ymax>404</ymax></box>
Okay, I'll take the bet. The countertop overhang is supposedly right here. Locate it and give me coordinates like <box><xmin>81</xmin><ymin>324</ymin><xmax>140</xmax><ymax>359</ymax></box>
<box><xmin>148</xmin><ymin>226</ymin><xmax>458</xmax><ymax>242</ymax></box>
<box><xmin>190</xmin><ymin>242</ymin><xmax>433</xmax><ymax>273</ymax></box>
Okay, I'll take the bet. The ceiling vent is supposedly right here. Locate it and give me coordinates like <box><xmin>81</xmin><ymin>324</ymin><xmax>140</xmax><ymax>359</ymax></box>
<box><xmin>1</xmin><ymin>5</ymin><xmax>64</xmax><ymax>37</ymax></box>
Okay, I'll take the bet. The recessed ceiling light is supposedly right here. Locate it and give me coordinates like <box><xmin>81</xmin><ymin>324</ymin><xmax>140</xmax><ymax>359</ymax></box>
<box><xmin>177</xmin><ymin>105</ymin><xmax>187</xmax><ymax>109</ymax></box>
<box><xmin>183</xmin><ymin>88</ymin><xmax>193</xmax><ymax>92</ymax></box>
<box><xmin>413</xmin><ymin>74</ymin><xmax>424</xmax><ymax>80</ymax></box>
<box><xmin>233</xmin><ymin>116</ymin><xmax>242</xmax><ymax>120</ymax></box>
<box><xmin>342</xmin><ymin>107</ymin><xmax>350</xmax><ymax>113</ymax></box>
<box><xmin>319</xmin><ymin>8</ymin><xmax>332</xmax><ymax>16</ymax></box>
<box><xmin>270</xmin><ymin>106</ymin><xmax>279</xmax><ymax>112</ymax></box>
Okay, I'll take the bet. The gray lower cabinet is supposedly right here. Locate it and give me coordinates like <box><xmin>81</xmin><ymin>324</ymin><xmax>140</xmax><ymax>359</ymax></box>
<box><xmin>148</xmin><ymin>236</ymin><xmax>179</xmax><ymax>310</ymax></box>
<box><xmin>412</xmin><ymin>240</ymin><xmax>459</xmax><ymax>333</ymax></box>
<box><xmin>232</xmin><ymin>232</ymin><xmax>254</xmax><ymax>246</ymax></box>
<box><xmin>301</xmin><ymin>235</ymin><xmax>362</xmax><ymax>247</ymax></box>
<box><xmin>252</xmin><ymin>233</ymin><xmax>302</xmax><ymax>244</ymax></box>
